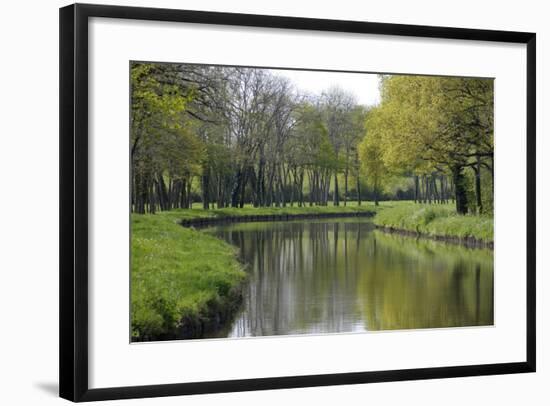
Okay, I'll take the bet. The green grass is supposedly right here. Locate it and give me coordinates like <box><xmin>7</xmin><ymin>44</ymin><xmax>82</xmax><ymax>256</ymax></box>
<box><xmin>131</xmin><ymin>204</ymin><xmax>377</xmax><ymax>340</ymax></box>
<box><xmin>166</xmin><ymin>202</ymin><xmax>378</xmax><ymax>222</ymax></box>
<box><xmin>372</xmin><ymin>201</ymin><xmax>494</xmax><ymax>242</ymax></box>
<box><xmin>131</xmin><ymin>212</ymin><xmax>247</xmax><ymax>340</ymax></box>
<box><xmin>131</xmin><ymin>201</ymin><xmax>493</xmax><ymax>339</ymax></box>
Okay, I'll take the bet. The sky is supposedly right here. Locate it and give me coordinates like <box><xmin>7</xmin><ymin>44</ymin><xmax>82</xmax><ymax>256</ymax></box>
<box><xmin>267</xmin><ymin>68</ymin><xmax>381</xmax><ymax>107</ymax></box>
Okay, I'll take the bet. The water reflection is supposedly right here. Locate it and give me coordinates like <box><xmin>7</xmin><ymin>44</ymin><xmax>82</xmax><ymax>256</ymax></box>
<box><xmin>206</xmin><ymin>219</ymin><xmax>493</xmax><ymax>338</ymax></box>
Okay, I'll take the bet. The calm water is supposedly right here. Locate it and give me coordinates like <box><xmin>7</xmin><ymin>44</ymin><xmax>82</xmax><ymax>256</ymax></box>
<box><xmin>205</xmin><ymin>218</ymin><xmax>493</xmax><ymax>338</ymax></box>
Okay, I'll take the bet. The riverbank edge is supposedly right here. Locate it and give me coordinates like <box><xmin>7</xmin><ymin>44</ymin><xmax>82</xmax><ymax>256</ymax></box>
<box><xmin>132</xmin><ymin>282</ymin><xmax>246</xmax><ymax>342</ymax></box>
<box><xmin>148</xmin><ymin>210</ymin><xmax>375</xmax><ymax>340</ymax></box>
<box><xmin>178</xmin><ymin>208</ymin><xmax>492</xmax><ymax>249</ymax></box>
<box><xmin>133</xmin><ymin>204</ymin><xmax>492</xmax><ymax>340</ymax></box>
<box><xmin>179</xmin><ymin>210</ymin><xmax>376</xmax><ymax>228</ymax></box>
<box><xmin>375</xmin><ymin>225</ymin><xmax>494</xmax><ymax>249</ymax></box>
<box><xmin>131</xmin><ymin>213</ymin><xmax>248</xmax><ymax>342</ymax></box>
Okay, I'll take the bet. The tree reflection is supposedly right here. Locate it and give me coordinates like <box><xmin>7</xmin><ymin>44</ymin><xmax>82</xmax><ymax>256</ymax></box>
<box><xmin>209</xmin><ymin>219</ymin><xmax>494</xmax><ymax>337</ymax></box>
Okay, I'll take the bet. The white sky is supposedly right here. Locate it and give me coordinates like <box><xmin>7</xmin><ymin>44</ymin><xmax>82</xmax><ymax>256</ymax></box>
<box><xmin>268</xmin><ymin>68</ymin><xmax>381</xmax><ymax>107</ymax></box>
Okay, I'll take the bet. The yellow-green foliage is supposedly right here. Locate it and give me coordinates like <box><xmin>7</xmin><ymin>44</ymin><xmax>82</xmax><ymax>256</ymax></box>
<box><xmin>373</xmin><ymin>202</ymin><xmax>493</xmax><ymax>242</ymax></box>
<box><xmin>358</xmin><ymin>131</ymin><xmax>387</xmax><ymax>199</ymax></box>
<box><xmin>365</xmin><ymin>76</ymin><xmax>493</xmax><ymax>176</ymax></box>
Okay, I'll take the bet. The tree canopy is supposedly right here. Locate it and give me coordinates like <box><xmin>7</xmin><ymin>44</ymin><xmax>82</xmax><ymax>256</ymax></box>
<box><xmin>130</xmin><ymin>63</ymin><xmax>493</xmax><ymax>215</ymax></box>
<box><xmin>360</xmin><ymin>75</ymin><xmax>494</xmax><ymax>213</ymax></box>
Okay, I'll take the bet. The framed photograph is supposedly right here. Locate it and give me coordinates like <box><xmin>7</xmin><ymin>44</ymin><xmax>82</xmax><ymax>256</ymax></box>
<box><xmin>59</xmin><ymin>3</ymin><xmax>536</xmax><ymax>402</ymax></box>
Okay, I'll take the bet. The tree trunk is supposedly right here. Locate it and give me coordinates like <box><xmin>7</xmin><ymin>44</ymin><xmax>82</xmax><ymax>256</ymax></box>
<box><xmin>180</xmin><ymin>179</ymin><xmax>186</xmax><ymax>208</ymax></box>
<box><xmin>432</xmin><ymin>175</ymin><xmax>439</xmax><ymax>204</ymax></box>
<box><xmin>216</xmin><ymin>176</ymin><xmax>223</xmax><ymax>208</ymax></box>
<box><xmin>449</xmin><ymin>176</ymin><xmax>455</xmax><ymax>204</ymax></box>
<box><xmin>266</xmin><ymin>166</ymin><xmax>275</xmax><ymax>207</ymax></box>
<box><xmin>430</xmin><ymin>177</ymin><xmax>434</xmax><ymax>203</ymax></box>
<box><xmin>230</xmin><ymin>169</ymin><xmax>242</xmax><ymax>208</ymax></box>
<box><xmin>299</xmin><ymin>171</ymin><xmax>304</xmax><ymax>207</ymax></box>
<box><xmin>333</xmin><ymin>171</ymin><xmax>339</xmax><ymax>206</ymax></box>
<box><xmin>157</xmin><ymin>174</ymin><xmax>169</xmax><ymax>211</ymax></box>
<box><xmin>422</xmin><ymin>176</ymin><xmax>426</xmax><ymax>203</ymax></box>
<box><xmin>256</xmin><ymin>156</ymin><xmax>265</xmax><ymax>207</ymax></box>
<box><xmin>186</xmin><ymin>177</ymin><xmax>193</xmax><ymax>209</ymax></box>
<box><xmin>202</xmin><ymin>168</ymin><xmax>210</xmax><ymax>210</ymax></box>
<box><xmin>440</xmin><ymin>176</ymin><xmax>446</xmax><ymax>204</ymax></box>
<box><xmin>414</xmin><ymin>175</ymin><xmax>419</xmax><ymax>203</ymax></box>
<box><xmin>148</xmin><ymin>180</ymin><xmax>156</xmax><ymax>214</ymax></box>
<box><xmin>343</xmin><ymin>168</ymin><xmax>349</xmax><ymax>206</ymax></box>
<box><xmin>239</xmin><ymin>169</ymin><xmax>248</xmax><ymax>208</ymax></box>
<box><xmin>356</xmin><ymin>175</ymin><xmax>361</xmax><ymax>206</ymax></box>
<box><xmin>475</xmin><ymin>156</ymin><xmax>483</xmax><ymax>214</ymax></box>
<box><xmin>136</xmin><ymin>172</ymin><xmax>147</xmax><ymax>214</ymax></box>
<box><xmin>452</xmin><ymin>165</ymin><xmax>468</xmax><ymax>214</ymax></box>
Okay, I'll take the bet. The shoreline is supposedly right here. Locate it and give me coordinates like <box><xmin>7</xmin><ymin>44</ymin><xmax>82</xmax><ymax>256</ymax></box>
<box><xmin>375</xmin><ymin>225</ymin><xmax>493</xmax><ymax>249</ymax></box>
<box><xmin>130</xmin><ymin>213</ymin><xmax>247</xmax><ymax>342</ymax></box>
<box><xmin>177</xmin><ymin>208</ymin><xmax>493</xmax><ymax>249</ymax></box>
<box><xmin>179</xmin><ymin>210</ymin><xmax>376</xmax><ymax>228</ymax></box>
<box><xmin>132</xmin><ymin>203</ymin><xmax>493</xmax><ymax>340</ymax></box>
<box><xmin>132</xmin><ymin>283</ymin><xmax>245</xmax><ymax>342</ymax></box>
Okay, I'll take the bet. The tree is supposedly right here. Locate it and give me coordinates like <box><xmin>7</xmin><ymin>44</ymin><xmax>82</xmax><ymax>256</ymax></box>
<box><xmin>131</xmin><ymin>63</ymin><xmax>198</xmax><ymax>213</ymax></box>
<box><xmin>320</xmin><ymin>87</ymin><xmax>357</xmax><ymax>206</ymax></box>
<box><xmin>341</xmin><ymin>106</ymin><xmax>367</xmax><ymax>205</ymax></box>
<box><xmin>131</xmin><ymin>64</ymin><xmax>493</xmax><ymax>215</ymax></box>
<box><xmin>359</xmin><ymin>132</ymin><xmax>387</xmax><ymax>206</ymax></box>
<box><xmin>294</xmin><ymin>101</ymin><xmax>336</xmax><ymax>206</ymax></box>
<box><xmin>362</xmin><ymin>75</ymin><xmax>493</xmax><ymax>214</ymax></box>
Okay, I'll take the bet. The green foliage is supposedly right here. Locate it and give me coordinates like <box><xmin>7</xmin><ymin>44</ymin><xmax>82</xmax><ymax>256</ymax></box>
<box><xmin>130</xmin><ymin>63</ymin><xmax>493</xmax><ymax>215</ymax></box>
<box><xmin>316</xmin><ymin>127</ymin><xmax>338</xmax><ymax>170</ymax></box>
<box><xmin>131</xmin><ymin>63</ymin><xmax>195</xmax><ymax>144</ymax></box>
<box><xmin>131</xmin><ymin>62</ymin><xmax>207</xmax><ymax>213</ymax></box>
<box><xmin>155</xmin><ymin>126</ymin><xmax>206</xmax><ymax>178</ymax></box>
<box><xmin>358</xmin><ymin>130</ymin><xmax>388</xmax><ymax>203</ymax></box>
<box><xmin>370</xmin><ymin>75</ymin><xmax>494</xmax><ymax>173</ymax></box>
<box><xmin>293</xmin><ymin>103</ymin><xmax>336</xmax><ymax>170</ymax></box>
<box><xmin>358</xmin><ymin>74</ymin><xmax>494</xmax><ymax>214</ymax></box>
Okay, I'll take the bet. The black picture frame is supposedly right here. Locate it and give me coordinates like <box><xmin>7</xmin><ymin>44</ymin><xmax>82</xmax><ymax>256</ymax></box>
<box><xmin>59</xmin><ymin>3</ymin><xmax>536</xmax><ymax>402</ymax></box>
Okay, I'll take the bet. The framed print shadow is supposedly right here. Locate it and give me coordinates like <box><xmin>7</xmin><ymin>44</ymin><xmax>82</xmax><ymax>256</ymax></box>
<box><xmin>59</xmin><ymin>3</ymin><xmax>536</xmax><ymax>402</ymax></box>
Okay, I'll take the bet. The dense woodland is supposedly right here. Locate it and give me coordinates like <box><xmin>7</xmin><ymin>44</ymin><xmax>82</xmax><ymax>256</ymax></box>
<box><xmin>131</xmin><ymin>63</ymin><xmax>494</xmax><ymax>215</ymax></box>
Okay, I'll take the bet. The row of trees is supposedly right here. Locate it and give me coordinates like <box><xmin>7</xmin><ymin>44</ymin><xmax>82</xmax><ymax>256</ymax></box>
<box><xmin>360</xmin><ymin>75</ymin><xmax>494</xmax><ymax>214</ymax></box>
<box><xmin>131</xmin><ymin>63</ymin><xmax>494</xmax><ymax>215</ymax></box>
<box><xmin>131</xmin><ymin>63</ymin><xmax>368</xmax><ymax>213</ymax></box>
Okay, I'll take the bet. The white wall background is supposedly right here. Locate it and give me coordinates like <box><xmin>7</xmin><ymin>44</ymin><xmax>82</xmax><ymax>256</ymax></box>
<box><xmin>0</xmin><ymin>0</ymin><xmax>546</xmax><ymax>404</ymax></box>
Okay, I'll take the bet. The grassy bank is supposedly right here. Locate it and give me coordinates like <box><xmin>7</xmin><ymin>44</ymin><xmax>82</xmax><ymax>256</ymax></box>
<box><xmin>131</xmin><ymin>212</ymin><xmax>247</xmax><ymax>341</ymax></box>
<box><xmin>131</xmin><ymin>202</ymin><xmax>493</xmax><ymax>340</ymax></box>
<box><xmin>131</xmin><ymin>204</ymin><xmax>377</xmax><ymax>340</ymax></box>
<box><xmin>164</xmin><ymin>203</ymin><xmax>378</xmax><ymax>223</ymax></box>
<box><xmin>373</xmin><ymin>202</ymin><xmax>493</xmax><ymax>243</ymax></box>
